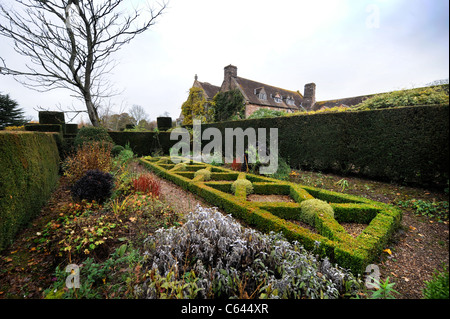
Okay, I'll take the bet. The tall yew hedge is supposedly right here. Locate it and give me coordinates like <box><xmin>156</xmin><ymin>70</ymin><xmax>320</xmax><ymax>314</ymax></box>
<box><xmin>201</xmin><ymin>104</ymin><xmax>449</xmax><ymax>188</ymax></box>
<box><xmin>0</xmin><ymin>132</ymin><xmax>60</xmax><ymax>251</ymax></box>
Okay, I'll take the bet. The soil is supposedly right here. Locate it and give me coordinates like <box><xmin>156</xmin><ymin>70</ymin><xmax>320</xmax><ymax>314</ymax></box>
<box><xmin>0</xmin><ymin>164</ymin><xmax>448</xmax><ymax>299</ymax></box>
<box><xmin>291</xmin><ymin>171</ymin><xmax>449</xmax><ymax>299</ymax></box>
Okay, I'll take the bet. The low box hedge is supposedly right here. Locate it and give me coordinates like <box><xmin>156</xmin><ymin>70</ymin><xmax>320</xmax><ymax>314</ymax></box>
<box><xmin>139</xmin><ymin>156</ymin><xmax>402</xmax><ymax>274</ymax></box>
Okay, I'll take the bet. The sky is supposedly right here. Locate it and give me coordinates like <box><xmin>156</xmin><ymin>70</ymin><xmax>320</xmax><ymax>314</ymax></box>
<box><xmin>0</xmin><ymin>0</ymin><xmax>449</xmax><ymax>123</ymax></box>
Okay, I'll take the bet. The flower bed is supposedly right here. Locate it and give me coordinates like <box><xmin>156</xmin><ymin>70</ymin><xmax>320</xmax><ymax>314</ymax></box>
<box><xmin>139</xmin><ymin>156</ymin><xmax>402</xmax><ymax>274</ymax></box>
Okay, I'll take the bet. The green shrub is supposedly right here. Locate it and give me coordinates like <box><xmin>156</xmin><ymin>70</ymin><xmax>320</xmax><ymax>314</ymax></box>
<box><xmin>108</xmin><ymin>131</ymin><xmax>177</xmax><ymax>157</ymax></box>
<box><xmin>194</xmin><ymin>169</ymin><xmax>211</xmax><ymax>181</ymax></box>
<box><xmin>211</xmin><ymin>89</ymin><xmax>246</xmax><ymax>122</ymax></box>
<box><xmin>231</xmin><ymin>179</ymin><xmax>253</xmax><ymax>195</ymax></box>
<box><xmin>355</xmin><ymin>86</ymin><xmax>449</xmax><ymax>110</ymax></box>
<box><xmin>422</xmin><ymin>266</ymin><xmax>449</xmax><ymax>299</ymax></box>
<box><xmin>74</xmin><ymin>126</ymin><xmax>113</xmax><ymax>148</ymax></box>
<box><xmin>269</xmin><ymin>157</ymin><xmax>291</xmax><ymax>180</ymax></box>
<box><xmin>116</xmin><ymin>149</ymin><xmax>134</xmax><ymax>164</ymax></box>
<box><xmin>111</xmin><ymin>145</ymin><xmax>125</xmax><ymax>157</ymax></box>
<box><xmin>300</xmin><ymin>199</ymin><xmax>335</xmax><ymax>226</ymax></box>
<box><xmin>248</xmin><ymin>108</ymin><xmax>286</xmax><ymax>119</ymax></box>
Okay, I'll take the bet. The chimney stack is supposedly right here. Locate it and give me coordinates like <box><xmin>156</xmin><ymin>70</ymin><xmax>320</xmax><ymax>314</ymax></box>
<box><xmin>223</xmin><ymin>65</ymin><xmax>237</xmax><ymax>90</ymax></box>
<box><xmin>303</xmin><ymin>83</ymin><xmax>316</xmax><ymax>110</ymax></box>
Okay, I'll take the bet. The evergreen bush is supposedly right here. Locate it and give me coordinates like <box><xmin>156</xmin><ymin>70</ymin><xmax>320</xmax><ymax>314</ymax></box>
<box><xmin>299</xmin><ymin>199</ymin><xmax>335</xmax><ymax>226</ymax></box>
<box><xmin>111</xmin><ymin>145</ymin><xmax>125</xmax><ymax>157</ymax></box>
<box><xmin>71</xmin><ymin>169</ymin><xmax>114</xmax><ymax>203</ymax></box>
<box><xmin>231</xmin><ymin>179</ymin><xmax>253</xmax><ymax>195</ymax></box>
<box><xmin>0</xmin><ymin>93</ymin><xmax>27</xmax><ymax>129</ymax></box>
<box><xmin>194</xmin><ymin>169</ymin><xmax>211</xmax><ymax>181</ymax></box>
<box><xmin>74</xmin><ymin>126</ymin><xmax>113</xmax><ymax>148</ymax></box>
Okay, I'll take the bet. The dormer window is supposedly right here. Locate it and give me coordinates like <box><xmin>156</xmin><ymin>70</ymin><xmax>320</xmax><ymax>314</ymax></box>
<box><xmin>286</xmin><ymin>96</ymin><xmax>295</xmax><ymax>106</ymax></box>
<box><xmin>274</xmin><ymin>93</ymin><xmax>282</xmax><ymax>103</ymax></box>
<box><xmin>254</xmin><ymin>87</ymin><xmax>267</xmax><ymax>101</ymax></box>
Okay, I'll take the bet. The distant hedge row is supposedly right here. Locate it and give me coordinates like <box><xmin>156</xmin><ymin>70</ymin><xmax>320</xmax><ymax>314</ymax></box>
<box><xmin>108</xmin><ymin>131</ymin><xmax>178</xmax><ymax>156</ymax></box>
<box><xmin>201</xmin><ymin>104</ymin><xmax>449</xmax><ymax>188</ymax></box>
<box><xmin>0</xmin><ymin>132</ymin><xmax>60</xmax><ymax>251</ymax></box>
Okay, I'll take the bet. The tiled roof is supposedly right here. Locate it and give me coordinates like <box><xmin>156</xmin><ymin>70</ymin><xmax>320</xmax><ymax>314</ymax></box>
<box><xmin>234</xmin><ymin>77</ymin><xmax>303</xmax><ymax>110</ymax></box>
<box><xmin>314</xmin><ymin>94</ymin><xmax>375</xmax><ymax>109</ymax></box>
<box><xmin>197</xmin><ymin>81</ymin><xmax>220</xmax><ymax>100</ymax></box>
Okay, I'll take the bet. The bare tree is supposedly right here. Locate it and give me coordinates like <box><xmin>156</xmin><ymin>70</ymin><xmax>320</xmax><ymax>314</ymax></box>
<box><xmin>0</xmin><ymin>0</ymin><xmax>167</xmax><ymax>126</ymax></box>
<box><xmin>129</xmin><ymin>104</ymin><xmax>149</xmax><ymax>125</ymax></box>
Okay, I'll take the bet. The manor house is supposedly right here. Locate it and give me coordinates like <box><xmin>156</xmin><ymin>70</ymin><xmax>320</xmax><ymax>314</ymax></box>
<box><xmin>178</xmin><ymin>64</ymin><xmax>388</xmax><ymax>124</ymax></box>
<box><xmin>178</xmin><ymin>65</ymin><xmax>317</xmax><ymax>123</ymax></box>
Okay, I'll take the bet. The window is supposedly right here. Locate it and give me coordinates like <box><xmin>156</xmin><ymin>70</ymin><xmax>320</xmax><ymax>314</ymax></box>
<box><xmin>286</xmin><ymin>97</ymin><xmax>295</xmax><ymax>106</ymax></box>
<box><xmin>274</xmin><ymin>94</ymin><xmax>282</xmax><ymax>103</ymax></box>
<box><xmin>255</xmin><ymin>87</ymin><xmax>267</xmax><ymax>101</ymax></box>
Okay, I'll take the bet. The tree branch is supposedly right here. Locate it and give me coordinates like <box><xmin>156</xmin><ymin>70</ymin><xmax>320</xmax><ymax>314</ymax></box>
<box><xmin>0</xmin><ymin>0</ymin><xmax>168</xmax><ymax>126</ymax></box>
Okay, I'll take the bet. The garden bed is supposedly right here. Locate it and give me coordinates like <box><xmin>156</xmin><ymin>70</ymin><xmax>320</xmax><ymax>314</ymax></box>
<box><xmin>0</xmin><ymin>158</ymin><xmax>447</xmax><ymax>299</ymax></box>
<box><xmin>139</xmin><ymin>156</ymin><xmax>403</xmax><ymax>274</ymax></box>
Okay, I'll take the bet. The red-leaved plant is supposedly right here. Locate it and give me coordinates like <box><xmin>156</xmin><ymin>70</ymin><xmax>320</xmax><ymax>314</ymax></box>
<box><xmin>231</xmin><ymin>158</ymin><xmax>242</xmax><ymax>171</ymax></box>
<box><xmin>133</xmin><ymin>174</ymin><xmax>161</xmax><ymax>198</ymax></box>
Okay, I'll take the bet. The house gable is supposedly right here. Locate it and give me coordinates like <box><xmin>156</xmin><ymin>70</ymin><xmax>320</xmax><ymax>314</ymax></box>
<box><xmin>193</xmin><ymin>75</ymin><xmax>220</xmax><ymax>101</ymax></box>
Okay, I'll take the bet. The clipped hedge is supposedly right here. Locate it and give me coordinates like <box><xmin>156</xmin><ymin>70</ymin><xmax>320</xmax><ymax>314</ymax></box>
<box><xmin>201</xmin><ymin>104</ymin><xmax>449</xmax><ymax>188</ymax></box>
<box><xmin>108</xmin><ymin>131</ymin><xmax>178</xmax><ymax>156</ymax></box>
<box><xmin>156</xmin><ymin>117</ymin><xmax>172</xmax><ymax>131</ymax></box>
<box><xmin>140</xmin><ymin>156</ymin><xmax>402</xmax><ymax>274</ymax></box>
<box><xmin>74</xmin><ymin>126</ymin><xmax>113</xmax><ymax>148</ymax></box>
<box><xmin>38</xmin><ymin>111</ymin><xmax>65</xmax><ymax>124</ymax></box>
<box><xmin>24</xmin><ymin>123</ymin><xmax>63</xmax><ymax>134</ymax></box>
<box><xmin>0</xmin><ymin>132</ymin><xmax>60</xmax><ymax>251</ymax></box>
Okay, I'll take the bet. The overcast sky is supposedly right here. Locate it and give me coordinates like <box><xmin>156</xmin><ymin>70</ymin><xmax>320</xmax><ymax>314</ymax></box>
<box><xmin>0</xmin><ymin>0</ymin><xmax>448</xmax><ymax>123</ymax></box>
